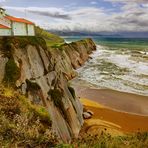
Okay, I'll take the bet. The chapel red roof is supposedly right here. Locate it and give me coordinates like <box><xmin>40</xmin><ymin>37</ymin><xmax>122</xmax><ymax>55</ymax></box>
<box><xmin>0</xmin><ymin>24</ymin><xmax>10</xmax><ymax>29</ymax></box>
<box><xmin>5</xmin><ymin>15</ymin><xmax>34</xmax><ymax>25</ymax></box>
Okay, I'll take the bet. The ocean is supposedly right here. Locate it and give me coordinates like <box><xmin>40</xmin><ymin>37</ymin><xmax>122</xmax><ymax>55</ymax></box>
<box><xmin>63</xmin><ymin>36</ymin><xmax>148</xmax><ymax>96</ymax></box>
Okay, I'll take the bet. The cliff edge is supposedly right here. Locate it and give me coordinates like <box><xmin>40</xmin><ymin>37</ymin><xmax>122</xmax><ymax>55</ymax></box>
<box><xmin>0</xmin><ymin>36</ymin><xmax>96</xmax><ymax>142</ymax></box>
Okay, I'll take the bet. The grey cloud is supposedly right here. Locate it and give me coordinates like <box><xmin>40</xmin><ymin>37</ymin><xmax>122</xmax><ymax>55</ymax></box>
<box><xmin>4</xmin><ymin>6</ymin><xmax>72</xmax><ymax>20</ymax></box>
<box><xmin>28</xmin><ymin>10</ymin><xmax>71</xmax><ymax>20</ymax></box>
<box><xmin>115</xmin><ymin>15</ymin><xmax>148</xmax><ymax>27</ymax></box>
<box><xmin>128</xmin><ymin>20</ymin><xmax>148</xmax><ymax>26</ymax></box>
<box><xmin>133</xmin><ymin>12</ymin><xmax>146</xmax><ymax>16</ymax></box>
<box><xmin>112</xmin><ymin>7</ymin><xmax>148</xmax><ymax>30</ymax></box>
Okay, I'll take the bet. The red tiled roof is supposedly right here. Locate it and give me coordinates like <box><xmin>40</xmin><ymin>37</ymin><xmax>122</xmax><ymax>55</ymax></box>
<box><xmin>5</xmin><ymin>15</ymin><xmax>34</xmax><ymax>25</ymax></box>
<box><xmin>0</xmin><ymin>24</ymin><xmax>10</xmax><ymax>29</ymax></box>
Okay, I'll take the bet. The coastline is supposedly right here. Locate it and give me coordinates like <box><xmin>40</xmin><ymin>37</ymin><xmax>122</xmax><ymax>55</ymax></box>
<box><xmin>73</xmin><ymin>85</ymin><xmax>148</xmax><ymax>116</ymax></box>
<box><xmin>73</xmin><ymin>85</ymin><xmax>148</xmax><ymax>133</ymax></box>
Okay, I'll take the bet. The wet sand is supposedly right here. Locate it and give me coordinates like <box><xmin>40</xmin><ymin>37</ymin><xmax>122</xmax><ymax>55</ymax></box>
<box><xmin>74</xmin><ymin>86</ymin><xmax>148</xmax><ymax>116</ymax></box>
<box><xmin>73</xmin><ymin>86</ymin><xmax>148</xmax><ymax>133</ymax></box>
<box><xmin>84</xmin><ymin>104</ymin><xmax>148</xmax><ymax>132</ymax></box>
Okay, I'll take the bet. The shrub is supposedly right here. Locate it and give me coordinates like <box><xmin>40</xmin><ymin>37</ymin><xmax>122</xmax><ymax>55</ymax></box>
<box><xmin>0</xmin><ymin>86</ymin><xmax>57</xmax><ymax>147</ymax></box>
<box><xmin>68</xmin><ymin>132</ymin><xmax>148</xmax><ymax>148</ymax></box>
<box><xmin>3</xmin><ymin>58</ymin><xmax>20</xmax><ymax>86</ymax></box>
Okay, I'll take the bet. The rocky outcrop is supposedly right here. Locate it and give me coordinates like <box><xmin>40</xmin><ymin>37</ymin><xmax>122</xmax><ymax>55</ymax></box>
<box><xmin>60</xmin><ymin>39</ymin><xmax>96</xmax><ymax>69</ymax></box>
<box><xmin>0</xmin><ymin>37</ymin><xmax>96</xmax><ymax>142</ymax></box>
<box><xmin>83</xmin><ymin>110</ymin><xmax>94</xmax><ymax>119</ymax></box>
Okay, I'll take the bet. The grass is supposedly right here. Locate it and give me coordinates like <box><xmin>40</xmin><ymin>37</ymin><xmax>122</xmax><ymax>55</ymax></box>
<box><xmin>0</xmin><ymin>86</ymin><xmax>58</xmax><ymax>147</ymax></box>
<box><xmin>0</xmin><ymin>27</ymin><xmax>65</xmax><ymax>54</ymax></box>
<box><xmin>35</xmin><ymin>26</ymin><xmax>65</xmax><ymax>47</ymax></box>
<box><xmin>55</xmin><ymin>132</ymin><xmax>148</xmax><ymax>148</ymax></box>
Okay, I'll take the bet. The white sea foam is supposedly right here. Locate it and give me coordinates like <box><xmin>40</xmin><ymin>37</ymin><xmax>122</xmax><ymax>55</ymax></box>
<box><xmin>76</xmin><ymin>45</ymin><xmax>148</xmax><ymax>96</ymax></box>
<box><xmin>107</xmin><ymin>54</ymin><xmax>148</xmax><ymax>75</ymax></box>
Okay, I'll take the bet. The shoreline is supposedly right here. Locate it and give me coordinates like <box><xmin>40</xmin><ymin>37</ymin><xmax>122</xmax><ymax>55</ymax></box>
<box><xmin>73</xmin><ymin>85</ymin><xmax>148</xmax><ymax>116</ymax></box>
<box><xmin>73</xmin><ymin>85</ymin><xmax>148</xmax><ymax>133</ymax></box>
<box><xmin>81</xmin><ymin>100</ymin><xmax>148</xmax><ymax>133</ymax></box>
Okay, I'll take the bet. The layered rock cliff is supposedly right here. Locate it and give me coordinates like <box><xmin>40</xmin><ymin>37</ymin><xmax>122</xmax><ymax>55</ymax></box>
<box><xmin>0</xmin><ymin>37</ymin><xmax>96</xmax><ymax>142</ymax></box>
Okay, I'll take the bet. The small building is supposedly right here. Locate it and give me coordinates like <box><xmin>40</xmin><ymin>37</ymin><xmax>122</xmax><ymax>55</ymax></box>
<box><xmin>0</xmin><ymin>8</ymin><xmax>35</xmax><ymax>36</ymax></box>
<box><xmin>0</xmin><ymin>24</ymin><xmax>11</xmax><ymax>36</ymax></box>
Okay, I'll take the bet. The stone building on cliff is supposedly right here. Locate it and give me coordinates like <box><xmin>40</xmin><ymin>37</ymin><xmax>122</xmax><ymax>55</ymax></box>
<box><xmin>0</xmin><ymin>7</ymin><xmax>35</xmax><ymax>36</ymax></box>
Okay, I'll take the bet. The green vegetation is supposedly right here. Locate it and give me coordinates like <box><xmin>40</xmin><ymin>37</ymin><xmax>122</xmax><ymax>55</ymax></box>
<box><xmin>0</xmin><ymin>27</ymin><xmax>65</xmax><ymax>54</ymax></box>
<box><xmin>0</xmin><ymin>86</ymin><xmax>148</xmax><ymax>147</ymax></box>
<box><xmin>50</xmin><ymin>42</ymin><xmax>68</xmax><ymax>50</ymax></box>
<box><xmin>48</xmin><ymin>89</ymin><xmax>64</xmax><ymax>108</ymax></box>
<box><xmin>26</xmin><ymin>79</ymin><xmax>41</xmax><ymax>91</ymax></box>
<box><xmin>1</xmin><ymin>36</ymin><xmax>47</xmax><ymax>51</ymax></box>
<box><xmin>0</xmin><ymin>31</ymin><xmax>147</xmax><ymax>147</ymax></box>
<box><xmin>3</xmin><ymin>58</ymin><xmax>20</xmax><ymax>86</ymax></box>
<box><xmin>1</xmin><ymin>37</ymin><xmax>14</xmax><ymax>58</ymax></box>
<box><xmin>18</xmin><ymin>36</ymin><xmax>47</xmax><ymax>50</ymax></box>
<box><xmin>15</xmin><ymin>36</ymin><xmax>46</xmax><ymax>50</ymax></box>
<box><xmin>56</xmin><ymin>132</ymin><xmax>148</xmax><ymax>148</ymax></box>
<box><xmin>48</xmin><ymin>89</ymin><xmax>68</xmax><ymax>120</ymax></box>
<box><xmin>0</xmin><ymin>86</ymin><xmax>57</xmax><ymax>147</ymax></box>
<box><xmin>35</xmin><ymin>26</ymin><xmax>65</xmax><ymax>47</ymax></box>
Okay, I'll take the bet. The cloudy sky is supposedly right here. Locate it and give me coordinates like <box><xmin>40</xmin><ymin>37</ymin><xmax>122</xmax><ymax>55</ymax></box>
<box><xmin>1</xmin><ymin>0</ymin><xmax>148</xmax><ymax>33</ymax></box>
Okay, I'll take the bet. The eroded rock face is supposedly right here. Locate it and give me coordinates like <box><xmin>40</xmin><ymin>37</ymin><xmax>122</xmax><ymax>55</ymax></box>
<box><xmin>0</xmin><ymin>37</ymin><xmax>96</xmax><ymax>142</ymax></box>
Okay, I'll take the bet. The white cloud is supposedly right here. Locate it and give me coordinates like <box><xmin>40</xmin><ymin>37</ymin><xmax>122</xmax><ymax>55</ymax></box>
<box><xmin>90</xmin><ymin>1</ymin><xmax>98</xmax><ymax>5</ymax></box>
<box><xmin>3</xmin><ymin>3</ymin><xmax>148</xmax><ymax>33</ymax></box>
<box><xmin>142</xmin><ymin>4</ymin><xmax>148</xmax><ymax>8</ymax></box>
<box><xmin>105</xmin><ymin>0</ymin><xmax>148</xmax><ymax>3</ymax></box>
<box><xmin>0</xmin><ymin>0</ymin><xmax>5</xmax><ymax>5</ymax></box>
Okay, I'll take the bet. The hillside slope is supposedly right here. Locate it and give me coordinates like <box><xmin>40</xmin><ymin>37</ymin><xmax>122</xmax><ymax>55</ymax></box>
<box><xmin>35</xmin><ymin>27</ymin><xmax>65</xmax><ymax>47</ymax></box>
<box><xmin>0</xmin><ymin>86</ymin><xmax>58</xmax><ymax>147</ymax></box>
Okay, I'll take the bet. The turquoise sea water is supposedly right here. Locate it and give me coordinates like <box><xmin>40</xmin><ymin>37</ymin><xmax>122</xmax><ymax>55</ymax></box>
<box><xmin>63</xmin><ymin>36</ymin><xmax>148</xmax><ymax>96</ymax></box>
<box><xmin>64</xmin><ymin>36</ymin><xmax>148</xmax><ymax>50</ymax></box>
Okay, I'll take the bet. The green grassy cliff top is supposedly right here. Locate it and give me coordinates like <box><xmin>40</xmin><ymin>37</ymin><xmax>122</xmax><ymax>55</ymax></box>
<box><xmin>35</xmin><ymin>26</ymin><xmax>65</xmax><ymax>47</ymax></box>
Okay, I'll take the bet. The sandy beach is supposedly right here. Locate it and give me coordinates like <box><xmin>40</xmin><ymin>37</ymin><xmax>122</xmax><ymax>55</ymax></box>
<box><xmin>73</xmin><ymin>86</ymin><xmax>148</xmax><ymax>133</ymax></box>
<box><xmin>74</xmin><ymin>86</ymin><xmax>148</xmax><ymax>116</ymax></box>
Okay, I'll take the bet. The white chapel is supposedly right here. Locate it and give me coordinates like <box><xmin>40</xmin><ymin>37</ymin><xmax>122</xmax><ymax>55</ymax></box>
<box><xmin>0</xmin><ymin>7</ymin><xmax>35</xmax><ymax>36</ymax></box>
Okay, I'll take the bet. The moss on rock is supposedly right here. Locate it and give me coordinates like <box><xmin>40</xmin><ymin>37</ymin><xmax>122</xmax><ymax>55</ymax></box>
<box><xmin>48</xmin><ymin>89</ymin><xmax>68</xmax><ymax>120</ymax></box>
<box><xmin>3</xmin><ymin>58</ymin><xmax>20</xmax><ymax>86</ymax></box>
<box><xmin>26</xmin><ymin>79</ymin><xmax>41</xmax><ymax>91</ymax></box>
<box><xmin>48</xmin><ymin>89</ymin><xmax>64</xmax><ymax>108</ymax></box>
